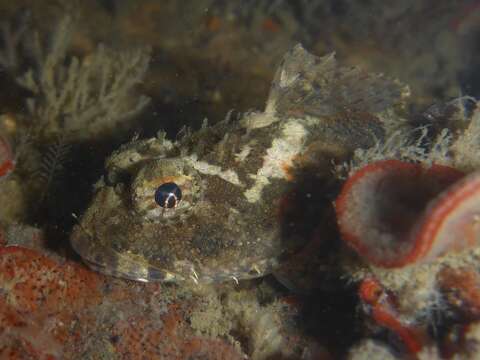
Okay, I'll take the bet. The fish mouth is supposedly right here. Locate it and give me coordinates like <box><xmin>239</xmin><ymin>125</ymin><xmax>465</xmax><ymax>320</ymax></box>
<box><xmin>71</xmin><ymin>216</ymin><xmax>280</xmax><ymax>284</ymax></box>
<box><xmin>81</xmin><ymin>254</ymin><xmax>274</xmax><ymax>284</ymax></box>
<box><xmin>82</xmin><ymin>250</ymin><xmax>278</xmax><ymax>285</ymax></box>
<box><xmin>82</xmin><ymin>257</ymin><xmax>177</xmax><ymax>283</ymax></box>
<box><xmin>73</xmin><ymin>240</ymin><xmax>180</xmax><ymax>283</ymax></box>
<box><xmin>75</xmin><ymin>236</ymin><xmax>278</xmax><ymax>284</ymax></box>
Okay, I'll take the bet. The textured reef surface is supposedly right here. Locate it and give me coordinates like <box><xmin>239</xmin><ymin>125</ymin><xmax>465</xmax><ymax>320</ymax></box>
<box><xmin>1</xmin><ymin>1</ymin><xmax>480</xmax><ymax>359</ymax></box>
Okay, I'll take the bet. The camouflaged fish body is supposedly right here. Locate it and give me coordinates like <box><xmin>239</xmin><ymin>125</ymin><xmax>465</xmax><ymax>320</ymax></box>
<box><xmin>70</xmin><ymin>45</ymin><xmax>406</xmax><ymax>283</ymax></box>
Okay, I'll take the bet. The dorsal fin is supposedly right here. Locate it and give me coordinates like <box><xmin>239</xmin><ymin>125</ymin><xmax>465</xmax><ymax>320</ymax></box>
<box><xmin>266</xmin><ymin>44</ymin><xmax>409</xmax><ymax>118</ymax></box>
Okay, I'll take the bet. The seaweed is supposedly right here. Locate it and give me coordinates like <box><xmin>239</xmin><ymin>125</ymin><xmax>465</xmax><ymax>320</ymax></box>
<box><xmin>16</xmin><ymin>16</ymin><xmax>151</xmax><ymax>141</ymax></box>
<box><xmin>37</xmin><ymin>137</ymin><xmax>70</xmax><ymax>203</ymax></box>
<box><xmin>0</xmin><ymin>10</ymin><xmax>30</xmax><ymax>72</ymax></box>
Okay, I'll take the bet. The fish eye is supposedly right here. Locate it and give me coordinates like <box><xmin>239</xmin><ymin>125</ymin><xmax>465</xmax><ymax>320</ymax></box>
<box><xmin>131</xmin><ymin>157</ymin><xmax>202</xmax><ymax>221</ymax></box>
<box><xmin>154</xmin><ymin>182</ymin><xmax>182</xmax><ymax>208</ymax></box>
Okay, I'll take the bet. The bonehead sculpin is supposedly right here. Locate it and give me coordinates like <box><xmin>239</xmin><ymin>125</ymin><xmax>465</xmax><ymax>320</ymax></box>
<box><xmin>71</xmin><ymin>45</ymin><xmax>406</xmax><ymax>283</ymax></box>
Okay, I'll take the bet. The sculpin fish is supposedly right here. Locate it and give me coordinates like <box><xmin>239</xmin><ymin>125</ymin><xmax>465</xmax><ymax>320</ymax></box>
<box><xmin>70</xmin><ymin>44</ymin><xmax>406</xmax><ymax>283</ymax></box>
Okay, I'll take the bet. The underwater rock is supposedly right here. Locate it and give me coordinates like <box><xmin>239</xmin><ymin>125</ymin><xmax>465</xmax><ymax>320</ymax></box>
<box><xmin>71</xmin><ymin>44</ymin><xmax>407</xmax><ymax>284</ymax></box>
<box><xmin>0</xmin><ymin>246</ymin><xmax>103</xmax><ymax>358</ymax></box>
<box><xmin>0</xmin><ymin>245</ymin><xmax>245</xmax><ymax>359</ymax></box>
<box><xmin>110</xmin><ymin>311</ymin><xmax>244</xmax><ymax>360</ymax></box>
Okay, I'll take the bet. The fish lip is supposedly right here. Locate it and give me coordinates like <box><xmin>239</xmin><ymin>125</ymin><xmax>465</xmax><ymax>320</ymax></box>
<box><xmin>70</xmin><ymin>232</ymin><xmax>173</xmax><ymax>282</ymax></box>
<box><xmin>75</xmin><ymin>234</ymin><xmax>275</xmax><ymax>284</ymax></box>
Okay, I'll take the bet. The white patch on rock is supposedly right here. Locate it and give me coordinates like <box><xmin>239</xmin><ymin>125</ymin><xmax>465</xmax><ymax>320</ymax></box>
<box><xmin>244</xmin><ymin>120</ymin><xmax>308</xmax><ymax>202</ymax></box>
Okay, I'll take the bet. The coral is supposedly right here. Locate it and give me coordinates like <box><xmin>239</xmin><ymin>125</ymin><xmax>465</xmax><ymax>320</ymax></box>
<box><xmin>111</xmin><ymin>309</ymin><xmax>244</xmax><ymax>360</ymax></box>
<box><xmin>334</xmin><ymin>100</ymin><xmax>480</xmax><ymax>356</ymax></box>
<box><xmin>336</xmin><ymin>159</ymin><xmax>465</xmax><ymax>267</ymax></box>
<box><xmin>336</xmin><ymin>158</ymin><xmax>480</xmax><ymax>295</ymax></box>
<box><xmin>16</xmin><ymin>16</ymin><xmax>151</xmax><ymax>141</ymax></box>
<box><xmin>0</xmin><ymin>245</ymin><xmax>248</xmax><ymax>359</ymax></box>
<box><xmin>358</xmin><ymin>278</ymin><xmax>424</xmax><ymax>354</ymax></box>
<box><xmin>72</xmin><ymin>282</ymin><xmax>246</xmax><ymax>359</ymax></box>
<box><xmin>335</xmin><ymin>101</ymin><xmax>480</xmax><ymax>267</ymax></box>
<box><xmin>0</xmin><ymin>246</ymin><xmax>101</xmax><ymax>313</ymax></box>
<box><xmin>0</xmin><ymin>246</ymin><xmax>103</xmax><ymax>358</ymax></box>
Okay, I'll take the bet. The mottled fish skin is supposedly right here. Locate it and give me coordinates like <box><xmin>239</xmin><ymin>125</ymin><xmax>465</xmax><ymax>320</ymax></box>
<box><xmin>71</xmin><ymin>44</ymin><xmax>407</xmax><ymax>283</ymax></box>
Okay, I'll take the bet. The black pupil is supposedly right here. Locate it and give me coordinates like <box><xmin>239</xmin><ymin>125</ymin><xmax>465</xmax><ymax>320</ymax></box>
<box><xmin>154</xmin><ymin>182</ymin><xmax>182</xmax><ymax>208</ymax></box>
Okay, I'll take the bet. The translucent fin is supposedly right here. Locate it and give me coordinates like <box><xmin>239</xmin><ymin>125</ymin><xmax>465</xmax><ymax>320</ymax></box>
<box><xmin>266</xmin><ymin>44</ymin><xmax>408</xmax><ymax>117</ymax></box>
